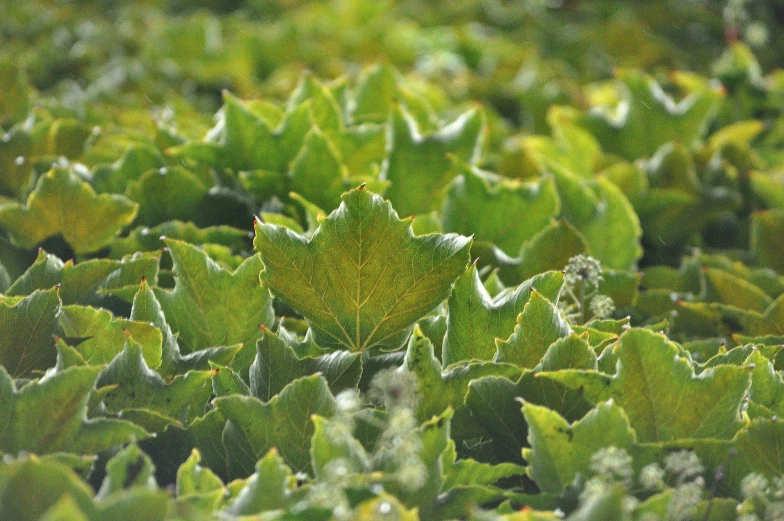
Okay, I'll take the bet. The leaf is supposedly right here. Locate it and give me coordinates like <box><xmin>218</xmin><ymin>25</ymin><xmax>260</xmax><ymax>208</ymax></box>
<box><xmin>223</xmin><ymin>449</ymin><xmax>296</xmax><ymax>516</ymax></box>
<box><xmin>464</xmin><ymin>376</ymin><xmax>529</xmax><ymax>463</ymax></box>
<box><xmin>139</xmin><ymin>409</ymin><xmax>228</xmax><ymax>483</ymax></box>
<box><xmin>495</xmin><ymin>289</ymin><xmax>572</xmax><ymax>369</ymax></box>
<box><xmin>39</xmin><ymin>496</ymin><xmax>90</xmax><ymax>521</ymax></box>
<box><xmin>6</xmin><ymin>250</ymin><xmax>158</xmax><ymax>305</ymax></box>
<box><xmin>540</xmin><ymin>328</ymin><xmax>750</xmax><ymax>442</ymax></box>
<box><xmin>0</xmin><ymin>288</ymin><xmax>60</xmax><ymax>378</ymax></box>
<box><xmin>0</xmin><ymin>127</ymin><xmax>33</xmax><ymax>198</ymax></box>
<box><xmin>249</xmin><ymin>328</ymin><xmax>362</xmax><ymax>401</ymax></box>
<box><xmin>751</xmin><ymin>210</ymin><xmax>784</xmax><ymax>273</ymax></box>
<box><xmin>512</xmin><ymin>334</ymin><xmax>598</xmax><ymax>422</ymax></box>
<box><xmin>155</xmin><ymin>239</ymin><xmax>274</xmax><ymax>354</ymax></box>
<box><xmin>130</xmin><ymin>279</ymin><xmax>241</xmax><ymax>377</ymax></box>
<box><xmin>95</xmin><ymin>443</ymin><xmax>156</xmax><ymax>500</ymax></box>
<box><xmin>745</xmin><ymin>349</ymin><xmax>784</xmax><ymax>419</ymax></box>
<box><xmin>0</xmin><ymin>57</ymin><xmax>29</xmax><ymax>125</ymax></box>
<box><xmin>217</xmin><ymin>91</ymin><xmax>310</xmax><ymax>173</ymax></box>
<box><xmin>0</xmin><ymin>168</ymin><xmax>138</xmax><ymax>254</ymax></box>
<box><xmin>694</xmin><ymin>419</ymin><xmax>784</xmax><ymax>497</ymax></box>
<box><xmin>176</xmin><ymin>449</ymin><xmax>225</xmax><ymax>508</ymax></box>
<box><xmin>0</xmin><ymin>366</ymin><xmax>147</xmax><ymax>455</ymax></box>
<box><xmin>442</xmin><ymin>458</ymin><xmax>525</xmax><ymax>490</ymax></box>
<box><xmin>109</xmin><ymin>221</ymin><xmax>250</xmax><ymax>259</ymax></box>
<box><xmin>463</xmin><ymin>335</ymin><xmax>597</xmax><ymax>463</ymax></box>
<box><xmin>310</xmin><ymin>415</ymin><xmax>370</xmax><ymax>480</ymax></box>
<box><xmin>441</xmin><ymin>165</ymin><xmax>560</xmax><ymax>256</ymax></box>
<box><xmin>401</xmin><ymin>327</ymin><xmax>522</xmax><ymax>423</ymax></box>
<box><xmin>704</xmin><ymin>267</ymin><xmax>772</xmax><ymax>313</ymax></box>
<box><xmin>551</xmin><ymin>168</ymin><xmax>642</xmax><ymax>271</ymax></box>
<box><xmin>512</xmin><ymin>220</ymin><xmax>588</xmax><ymax>283</ymax></box>
<box><xmin>443</xmin><ymin>265</ymin><xmax>563</xmax><ymax>366</ymax></box>
<box><xmin>522</xmin><ymin>401</ymin><xmax>636</xmax><ymax>494</ymax></box>
<box><xmin>126</xmin><ymin>166</ymin><xmax>209</xmax><ymax>227</ymax></box>
<box><xmin>96</xmin><ymin>340</ymin><xmax>214</xmax><ymax>430</ymax></box>
<box><xmin>59</xmin><ymin>305</ymin><xmax>163</xmax><ymax>369</ymax></box>
<box><xmin>255</xmin><ymin>187</ymin><xmax>471</xmax><ymax>352</ymax></box>
<box><xmin>565</xmin><ymin>485</ymin><xmax>630</xmax><ymax>521</ymax></box>
<box><xmin>381</xmin><ymin>105</ymin><xmax>484</xmax><ymax>217</ymax></box>
<box><xmin>0</xmin><ymin>456</ymin><xmax>96</xmax><ymax>521</ymax></box>
<box><xmin>91</xmin><ymin>144</ymin><xmax>164</xmax><ymax>194</ymax></box>
<box><xmin>576</xmin><ymin>69</ymin><xmax>722</xmax><ymax>160</ymax></box>
<box><xmin>214</xmin><ymin>375</ymin><xmax>336</xmax><ymax>475</ymax></box>
<box><xmin>289</xmin><ymin>126</ymin><xmax>347</xmax><ymax>212</ymax></box>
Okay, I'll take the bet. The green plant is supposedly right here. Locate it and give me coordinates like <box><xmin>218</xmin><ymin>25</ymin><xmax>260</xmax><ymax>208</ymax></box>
<box><xmin>3</xmin><ymin>1</ymin><xmax>784</xmax><ymax>520</ymax></box>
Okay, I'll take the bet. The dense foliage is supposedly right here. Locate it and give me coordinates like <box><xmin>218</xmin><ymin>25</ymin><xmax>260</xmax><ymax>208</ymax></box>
<box><xmin>3</xmin><ymin>0</ymin><xmax>784</xmax><ymax>520</ymax></box>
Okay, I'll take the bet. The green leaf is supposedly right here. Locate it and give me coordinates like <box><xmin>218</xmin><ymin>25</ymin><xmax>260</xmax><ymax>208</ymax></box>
<box><xmin>39</xmin><ymin>496</ymin><xmax>90</xmax><ymax>521</ymax></box>
<box><xmin>176</xmin><ymin>449</ymin><xmax>225</xmax><ymax>509</ymax></box>
<box><xmin>745</xmin><ymin>349</ymin><xmax>784</xmax><ymax>419</ymax></box>
<box><xmin>704</xmin><ymin>267</ymin><xmax>772</xmax><ymax>313</ymax></box>
<box><xmin>464</xmin><ymin>335</ymin><xmax>597</xmax><ymax>463</ymax></box>
<box><xmin>0</xmin><ymin>127</ymin><xmax>33</xmax><ymax>198</ymax></box>
<box><xmin>443</xmin><ymin>265</ymin><xmax>563</xmax><ymax>366</ymax></box>
<box><xmin>209</xmin><ymin>367</ymin><xmax>248</xmax><ymax>402</ymax></box>
<box><xmin>92</xmin><ymin>489</ymin><xmax>169</xmax><ymax>521</ymax></box>
<box><xmin>59</xmin><ymin>305</ymin><xmax>163</xmax><ymax>369</ymax></box>
<box><xmin>289</xmin><ymin>126</ymin><xmax>347</xmax><ymax>212</ymax></box>
<box><xmin>217</xmin><ymin>91</ymin><xmax>310</xmax><ymax>173</ymax></box>
<box><xmin>565</xmin><ymin>485</ymin><xmax>630</xmax><ymax>521</ymax></box>
<box><xmin>96</xmin><ymin>443</ymin><xmax>156</xmax><ymax>500</ymax></box>
<box><xmin>155</xmin><ymin>239</ymin><xmax>274</xmax><ymax>354</ymax></box>
<box><xmin>441</xmin><ymin>166</ymin><xmax>560</xmax><ymax>256</ymax></box>
<box><xmin>223</xmin><ymin>449</ymin><xmax>295</xmax><ymax>516</ymax></box>
<box><xmin>512</xmin><ymin>220</ymin><xmax>588</xmax><ymax>283</ymax></box>
<box><xmin>0</xmin><ymin>366</ymin><xmax>147</xmax><ymax>455</ymax></box>
<box><xmin>0</xmin><ymin>58</ymin><xmax>30</xmax><ymax>125</ymax></box>
<box><xmin>126</xmin><ymin>166</ymin><xmax>209</xmax><ymax>227</ymax></box>
<box><xmin>382</xmin><ymin>105</ymin><xmax>484</xmax><ymax>217</ymax></box>
<box><xmin>382</xmin><ymin>409</ymin><xmax>452</xmax><ymax>519</ymax></box>
<box><xmin>310</xmin><ymin>415</ymin><xmax>370</xmax><ymax>480</ymax></box>
<box><xmin>96</xmin><ymin>340</ymin><xmax>214</xmax><ymax>430</ymax></box>
<box><xmin>92</xmin><ymin>144</ymin><xmax>164</xmax><ymax>194</ymax></box>
<box><xmin>540</xmin><ymin>328</ymin><xmax>750</xmax><ymax>442</ymax></box>
<box><xmin>0</xmin><ymin>168</ymin><xmax>138</xmax><ymax>254</ymax></box>
<box><xmin>442</xmin><ymin>458</ymin><xmax>525</xmax><ymax>490</ymax></box>
<box><xmin>522</xmin><ymin>401</ymin><xmax>636</xmax><ymax>494</ymax></box>
<box><xmin>496</xmin><ymin>289</ymin><xmax>572</xmax><ymax>369</ymax></box>
<box><xmin>552</xmin><ymin>169</ymin><xmax>642</xmax><ymax>271</ymax></box>
<box><xmin>109</xmin><ymin>221</ymin><xmax>250</xmax><ymax>258</ymax></box>
<box><xmin>699</xmin><ymin>418</ymin><xmax>784</xmax><ymax>497</ymax></box>
<box><xmin>576</xmin><ymin>69</ymin><xmax>721</xmax><ymax>160</ymax></box>
<box><xmin>0</xmin><ymin>288</ymin><xmax>60</xmax><ymax>378</ymax></box>
<box><xmin>512</xmin><ymin>334</ymin><xmax>598</xmax><ymax>422</ymax></box>
<box><xmin>0</xmin><ymin>456</ymin><xmax>95</xmax><ymax>521</ymax></box>
<box><xmin>214</xmin><ymin>375</ymin><xmax>336</xmax><ymax>475</ymax></box>
<box><xmin>401</xmin><ymin>327</ymin><xmax>522</xmax><ymax>423</ymax></box>
<box><xmin>351</xmin><ymin>63</ymin><xmax>401</xmax><ymax>125</ymax></box>
<box><xmin>130</xmin><ymin>279</ymin><xmax>241</xmax><ymax>377</ymax></box>
<box><xmin>249</xmin><ymin>328</ymin><xmax>362</xmax><ymax>401</ymax></box>
<box><xmin>255</xmin><ymin>188</ymin><xmax>471</xmax><ymax>352</ymax></box>
<box><xmin>751</xmin><ymin>210</ymin><xmax>784</xmax><ymax>273</ymax></box>
<box><xmin>7</xmin><ymin>250</ymin><xmax>158</xmax><ymax>305</ymax></box>
<box><xmin>351</xmin><ymin>63</ymin><xmax>436</xmax><ymax>128</ymax></box>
